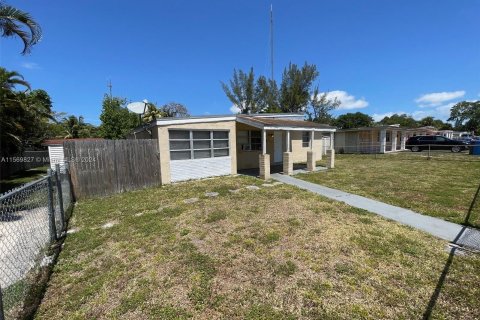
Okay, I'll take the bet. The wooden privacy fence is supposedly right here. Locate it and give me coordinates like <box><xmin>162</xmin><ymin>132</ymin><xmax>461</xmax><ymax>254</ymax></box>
<box><xmin>64</xmin><ymin>140</ymin><xmax>160</xmax><ymax>199</ymax></box>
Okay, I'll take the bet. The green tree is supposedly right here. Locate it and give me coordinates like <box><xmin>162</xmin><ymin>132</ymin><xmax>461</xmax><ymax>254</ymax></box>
<box><xmin>306</xmin><ymin>87</ymin><xmax>341</xmax><ymax>124</ymax></box>
<box><xmin>279</xmin><ymin>62</ymin><xmax>319</xmax><ymax>113</ymax></box>
<box><xmin>221</xmin><ymin>68</ymin><xmax>258</xmax><ymax>114</ymax></box>
<box><xmin>160</xmin><ymin>102</ymin><xmax>189</xmax><ymax>118</ymax></box>
<box><xmin>0</xmin><ymin>68</ymin><xmax>54</xmax><ymax>153</ymax></box>
<box><xmin>418</xmin><ymin>116</ymin><xmax>452</xmax><ymax>130</ymax></box>
<box><xmin>418</xmin><ymin>116</ymin><xmax>435</xmax><ymax>127</ymax></box>
<box><xmin>99</xmin><ymin>95</ymin><xmax>138</xmax><ymax>139</ymax></box>
<box><xmin>334</xmin><ymin>112</ymin><xmax>373</xmax><ymax>129</ymax></box>
<box><xmin>44</xmin><ymin>114</ymin><xmax>99</xmax><ymax>139</ymax></box>
<box><xmin>63</xmin><ymin>115</ymin><xmax>85</xmax><ymax>139</ymax></box>
<box><xmin>437</xmin><ymin>121</ymin><xmax>453</xmax><ymax>130</ymax></box>
<box><xmin>0</xmin><ymin>67</ymin><xmax>30</xmax><ymax>92</ymax></box>
<box><xmin>448</xmin><ymin>100</ymin><xmax>480</xmax><ymax>132</ymax></box>
<box><xmin>142</xmin><ymin>103</ymin><xmax>165</xmax><ymax>122</ymax></box>
<box><xmin>221</xmin><ymin>63</ymin><xmax>319</xmax><ymax>114</ymax></box>
<box><xmin>378</xmin><ymin>114</ymin><xmax>418</xmax><ymax>128</ymax></box>
<box><xmin>255</xmin><ymin>76</ymin><xmax>280</xmax><ymax>113</ymax></box>
<box><xmin>0</xmin><ymin>2</ymin><xmax>42</xmax><ymax>54</ymax></box>
<box><xmin>18</xmin><ymin>89</ymin><xmax>54</xmax><ymax>148</ymax></box>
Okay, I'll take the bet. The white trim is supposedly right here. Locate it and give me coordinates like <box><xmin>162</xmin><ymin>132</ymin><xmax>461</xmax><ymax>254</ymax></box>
<box><xmin>236</xmin><ymin>116</ymin><xmax>335</xmax><ymax>132</ymax></box>
<box><xmin>247</xmin><ymin>113</ymin><xmax>304</xmax><ymax>119</ymax></box>
<box><xmin>156</xmin><ymin>116</ymin><xmax>236</xmax><ymax>126</ymax></box>
<box><xmin>236</xmin><ymin>116</ymin><xmax>264</xmax><ymax>129</ymax></box>
<box><xmin>264</xmin><ymin>126</ymin><xmax>336</xmax><ymax>132</ymax></box>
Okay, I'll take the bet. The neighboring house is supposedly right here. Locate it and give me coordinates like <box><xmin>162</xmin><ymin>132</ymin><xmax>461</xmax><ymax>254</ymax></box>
<box><xmin>334</xmin><ymin>126</ymin><xmax>455</xmax><ymax>154</ymax></box>
<box><xmin>129</xmin><ymin>113</ymin><xmax>336</xmax><ymax>183</ymax></box>
<box><xmin>42</xmin><ymin>138</ymin><xmax>104</xmax><ymax>172</ymax></box>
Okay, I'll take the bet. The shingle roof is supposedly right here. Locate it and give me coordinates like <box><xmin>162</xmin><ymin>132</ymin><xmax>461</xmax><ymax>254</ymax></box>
<box><xmin>238</xmin><ymin>115</ymin><xmax>335</xmax><ymax>130</ymax></box>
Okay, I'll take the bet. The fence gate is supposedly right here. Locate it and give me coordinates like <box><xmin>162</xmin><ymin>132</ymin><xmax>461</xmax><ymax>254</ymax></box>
<box><xmin>63</xmin><ymin>140</ymin><xmax>160</xmax><ymax>199</ymax></box>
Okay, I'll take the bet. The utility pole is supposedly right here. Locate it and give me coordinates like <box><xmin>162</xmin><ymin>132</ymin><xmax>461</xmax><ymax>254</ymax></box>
<box><xmin>270</xmin><ymin>4</ymin><xmax>274</xmax><ymax>81</ymax></box>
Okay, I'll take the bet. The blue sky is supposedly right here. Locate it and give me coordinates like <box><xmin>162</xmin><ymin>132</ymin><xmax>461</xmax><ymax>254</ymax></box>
<box><xmin>1</xmin><ymin>0</ymin><xmax>479</xmax><ymax>125</ymax></box>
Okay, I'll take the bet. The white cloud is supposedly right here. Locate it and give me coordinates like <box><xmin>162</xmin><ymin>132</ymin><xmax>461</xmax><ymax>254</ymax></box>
<box><xmin>415</xmin><ymin>90</ymin><xmax>465</xmax><ymax>107</ymax></box>
<box><xmin>323</xmin><ymin>90</ymin><xmax>369</xmax><ymax>109</ymax></box>
<box><xmin>21</xmin><ymin>62</ymin><xmax>40</xmax><ymax>70</ymax></box>
<box><xmin>229</xmin><ymin>104</ymin><xmax>240</xmax><ymax>114</ymax></box>
<box><xmin>372</xmin><ymin>103</ymin><xmax>455</xmax><ymax>123</ymax></box>
<box><xmin>410</xmin><ymin>102</ymin><xmax>456</xmax><ymax>121</ymax></box>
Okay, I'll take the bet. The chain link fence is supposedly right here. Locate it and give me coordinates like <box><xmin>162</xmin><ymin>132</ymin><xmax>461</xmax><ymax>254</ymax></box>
<box><xmin>0</xmin><ymin>164</ymin><xmax>73</xmax><ymax>320</ymax></box>
<box><xmin>333</xmin><ymin>143</ymin><xmax>480</xmax><ymax>162</ymax></box>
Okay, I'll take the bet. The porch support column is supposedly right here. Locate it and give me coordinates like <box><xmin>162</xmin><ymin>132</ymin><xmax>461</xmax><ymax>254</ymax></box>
<box><xmin>259</xmin><ymin>129</ymin><xmax>270</xmax><ymax>180</ymax></box>
<box><xmin>379</xmin><ymin>129</ymin><xmax>386</xmax><ymax>153</ymax></box>
<box><xmin>262</xmin><ymin>129</ymin><xmax>267</xmax><ymax>155</ymax></box>
<box><xmin>401</xmin><ymin>131</ymin><xmax>407</xmax><ymax>150</ymax></box>
<box><xmin>310</xmin><ymin>130</ymin><xmax>315</xmax><ymax>150</ymax></box>
<box><xmin>326</xmin><ymin>131</ymin><xmax>335</xmax><ymax>169</ymax></box>
<box><xmin>392</xmin><ymin>130</ymin><xmax>398</xmax><ymax>151</ymax></box>
<box><xmin>327</xmin><ymin>149</ymin><xmax>335</xmax><ymax>169</ymax></box>
<box><xmin>283</xmin><ymin>130</ymin><xmax>293</xmax><ymax>175</ymax></box>
<box><xmin>307</xmin><ymin>130</ymin><xmax>316</xmax><ymax>171</ymax></box>
<box><xmin>330</xmin><ymin>131</ymin><xmax>335</xmax><ymax>151</ymax></box>
<box><xmin>286</xmin><ymin>130</ymin><xmax>291</xmax><ymax>152</ymax></box>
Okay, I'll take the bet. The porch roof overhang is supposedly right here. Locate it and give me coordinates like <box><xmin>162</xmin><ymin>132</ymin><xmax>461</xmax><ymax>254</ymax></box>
<box><xmin>236</xmin><ymin>115</ymin><xmax>336</xmax><ymax>132</ymax></box>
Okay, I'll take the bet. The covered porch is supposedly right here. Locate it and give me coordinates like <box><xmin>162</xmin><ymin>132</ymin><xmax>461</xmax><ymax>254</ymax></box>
<box><xmin>235</xmin><ymin>115</ymin><xmax>336</xmax><ymax>180</ymax></box>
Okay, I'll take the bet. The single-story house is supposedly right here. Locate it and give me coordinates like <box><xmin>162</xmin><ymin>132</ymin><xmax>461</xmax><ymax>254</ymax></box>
<box><xmin>334</xmin><ymin>126</ymin><xmax>456</xmax><ymax>154</ymax></box>
<box><xmin>129</xmin><ymin>113</ymin><xmax>336</xmax><ymax>183</ymax></box>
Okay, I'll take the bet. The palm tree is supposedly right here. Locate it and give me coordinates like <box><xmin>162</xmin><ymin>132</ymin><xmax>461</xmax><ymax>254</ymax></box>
<box><xmin>0</xmin><ymin>67</ymin><xmax>31</xmax><ymax>92</ymax></box>
<box><xmin>63</xmin><ymin>116</ymin><xmax>85</xmax><ymax>139</ymax></box>
<box><xmin>0</xmin><ymin>2</ymin><xmax>42</xmax><ymax>54</ymax></box>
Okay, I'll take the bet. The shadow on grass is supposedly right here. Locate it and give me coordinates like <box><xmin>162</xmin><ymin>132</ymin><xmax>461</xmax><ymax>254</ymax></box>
<box><xmin>422</xmin><ymin>228</ymin><xmax>465</xmax><ymax>319</ymax></box>
<box><xmin>464</xmin><ymin>181</ymin><xmax>480</xmax><ymax>228</ymax></box>
<box><xmin>422</xmin><ymin>185</ymin><xmax>480</xmax><ymax>319</ymax></box>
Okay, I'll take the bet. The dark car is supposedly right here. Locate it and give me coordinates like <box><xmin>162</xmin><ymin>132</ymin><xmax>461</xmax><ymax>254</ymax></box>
<box><xmin>406</xmin><ymin>135</ymin><xmax>467</xmax><ymax>153</ymax></box>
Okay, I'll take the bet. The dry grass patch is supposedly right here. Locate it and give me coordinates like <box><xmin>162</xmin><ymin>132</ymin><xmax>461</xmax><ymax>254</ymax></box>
<box><xmin>35</xmin><ymin>176</ymin><xmax>480</xmax><ymax>319</ymax></box>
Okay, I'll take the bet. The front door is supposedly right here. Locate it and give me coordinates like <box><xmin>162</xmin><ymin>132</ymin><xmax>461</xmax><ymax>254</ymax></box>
<box><xmin>274</xmin><ymin>131</ymin><xmax>283</xmax><ymax>163</ymax></box>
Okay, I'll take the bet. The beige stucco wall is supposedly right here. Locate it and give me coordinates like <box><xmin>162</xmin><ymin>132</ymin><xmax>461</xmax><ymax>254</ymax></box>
<box><xmin>155</xmin><ymin>120</ymin><xmax>237</xmax><ymax>184</ymax></box>
<box><xmin>236</xmin><ymin>122</ymin><xmax>324</xmax><ymax>169</ymax></box>
<box><xmin>290</xmin><ymin>131</ymin><xmax>323</xmax><ymax>163</ymax></box>
<box><xmin>236</xmin><ymin>123</ymin><xmax>279</xmax><ymax>170</ymax></box>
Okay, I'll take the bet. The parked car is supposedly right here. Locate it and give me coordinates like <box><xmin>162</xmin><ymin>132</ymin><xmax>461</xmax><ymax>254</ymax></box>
<box><xmin>406</xmin><ymin>135</ymin><xmax>468</xmax><ymax>153</ymax></box>
<box><xmin>457</xmin><ymin>135</ymin><xmax>480</xmax><ymax>145</ymax></box>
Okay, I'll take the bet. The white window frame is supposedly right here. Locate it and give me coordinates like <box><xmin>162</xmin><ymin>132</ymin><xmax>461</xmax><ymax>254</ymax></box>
<box><xmin>169</xmin><ymin>130</ymin><xmax>229</xmax><ymax>160</ymax></box>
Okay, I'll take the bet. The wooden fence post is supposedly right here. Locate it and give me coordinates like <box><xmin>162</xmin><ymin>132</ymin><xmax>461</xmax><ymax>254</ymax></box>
<box><xmin>54</xmin><ymin>164</ymin><xmax>66</xmax><ymax>232</ymax></box>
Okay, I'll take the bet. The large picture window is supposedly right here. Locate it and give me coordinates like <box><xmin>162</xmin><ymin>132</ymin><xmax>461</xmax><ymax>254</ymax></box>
<box><xmin>169</xmin><ymin>130</ymin><xmax>229</xmax><ymax>160</ymax></box>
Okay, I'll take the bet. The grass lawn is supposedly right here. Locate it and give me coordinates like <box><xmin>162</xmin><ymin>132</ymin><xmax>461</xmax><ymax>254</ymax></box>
<box><xmin>0</xmin><ymin>166</ymin><xmax>49</xmax><ymax>194</ymax></box>
<box><xmin>35</xmin><ymin>175</ymin><xmax>480</xmax><ymax>319</ymax></box>
<box><xmin>298</xmin><ymin>152</ymin><xmax>480</xmax><ymax>228</ymax></box>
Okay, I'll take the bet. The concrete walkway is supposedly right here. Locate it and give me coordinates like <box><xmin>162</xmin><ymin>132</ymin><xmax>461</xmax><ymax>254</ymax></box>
<box><xmin>272</xmin><ymin>173</ymin><xmax>480</xmax><ymax>251</ymax></box>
